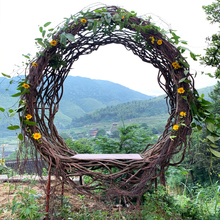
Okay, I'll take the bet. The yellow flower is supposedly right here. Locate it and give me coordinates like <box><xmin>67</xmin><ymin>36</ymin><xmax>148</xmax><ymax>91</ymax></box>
<box><xmin>121</xmin><ymin>16</ymin><xmax>125</xmax><ymax>19</ymax></box>
<box><xmin>178</xmin><ymin>87</ymin><xmax>185</xmax><ymax>94</ymax></box>
<box><xmin>50</xmin><ymin>40</ymin><xmax>57</xmax><ymax>46</ymax></box>
<box><xmin>25</xmin><ymin>114</ymin><xmax>32</xmax><ymax>120</ymax></box>
<box><xmin>81</xmin><ymin>19</ymin><xmax>87</xmax><ymax>23</ymax></box>
<box><xmin>172</xmin><ymin>62</ymin><xmax>180</xmax><ymax>69</ymax></box>
<box><xmin>180</xmin><ymin>112</ymin><xmax>186</xmax><ymax>117</ymax></box>
<box><xmin>157</xmin><ymin>40</ymin><xmax>162</xmax><ymax>45</ymax></box>
<box><xmin>173</xmin><ymin>125</ymin><xmax>179</xmax><ymax>130</ymax></box>
<box><xmin>149</xmin><ymin>36</ymin><xmax>155</xmax><ymax>44</ymax></box>
<box><xmin>0</xmin><ymin>158</ymin><xmax>5</xmax><ymax>164</ymax></box>
<box><xmin>32</xmin><ymin>62</ymin><xmax>38</xmax><ymax>67</ymax></box>
<box><xmin>33</xmin><ymin>133</ymin><xmax>41</xmax><ymax>140</ymax></box>
<box><xmin>22</xmin><ymin>83</ymin><xmax>30</xmax><ymax>89</ymax></box>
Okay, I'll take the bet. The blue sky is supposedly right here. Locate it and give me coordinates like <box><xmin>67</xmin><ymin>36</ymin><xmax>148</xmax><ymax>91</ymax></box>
<box><xmin>0</xmin><ymin>0</ymin><xmax>219</xmax><ymax>95</ymax></box>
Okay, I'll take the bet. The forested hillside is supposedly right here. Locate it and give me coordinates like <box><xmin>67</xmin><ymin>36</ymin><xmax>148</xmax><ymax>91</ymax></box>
<box><xmin>0</xmin><ymin>74</ymin><xmax>216</xmax><ymax>133</ymax></box>
<box><xmin>70</xmin><ymin>95</ymin><xmax>167</xmax><ymax>127</ymax></box>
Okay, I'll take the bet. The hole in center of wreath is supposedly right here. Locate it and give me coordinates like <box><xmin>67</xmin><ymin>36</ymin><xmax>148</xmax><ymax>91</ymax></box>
<box><xmin>55</xmin><ymin>44</ymin><xmax>168</xmax><ymax>152</ymax></box>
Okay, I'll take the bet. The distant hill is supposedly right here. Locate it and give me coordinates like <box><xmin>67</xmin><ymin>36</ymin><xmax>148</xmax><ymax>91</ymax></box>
<box><xmin>0</xmin><ymin>75</ymin><xmax>153</xmax><ymax>131</ymax></box>
<box><xmin>69</xmin><ymin>84</ymin><xmax>217</xmax><ymax>128</ymax></box>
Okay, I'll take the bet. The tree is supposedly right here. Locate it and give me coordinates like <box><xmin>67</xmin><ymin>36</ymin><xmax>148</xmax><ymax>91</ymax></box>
<box><xmin>65</xmin><ymin>138</ymin><xmax>95</xmax><ymax>153</ymax></box>
<box><xmin>201</xmin><ymin>0</ymin><xmax>220</xmax><ymax>78</ymax></box>
<box><xmin>96</xmin><ymin>128</ymin><xmax>106</xmax><ymax>137</ymax></box>
<box><xmin>208</xmin><ymin>81</ymin><xmax>220</xmax><ymax>118</ymax></box>
<box><xmin>94</xmin><ymin>124</ymin><xmax>157</xmax><ymax>154</ymax></box>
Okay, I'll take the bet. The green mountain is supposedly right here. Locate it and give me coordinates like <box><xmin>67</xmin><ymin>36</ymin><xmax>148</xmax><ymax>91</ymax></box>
<box><xmin>70</xmin><ymin>85</ymin><xmax>216</xmax><ymax>128</ymax></box>
<box><xmin>0</xmin><ymin>76</ymin><xmax>153</xmax><ymax>133</ymax></box>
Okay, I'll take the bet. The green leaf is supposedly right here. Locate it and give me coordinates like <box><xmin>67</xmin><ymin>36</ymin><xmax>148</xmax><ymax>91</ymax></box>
<box><xmin>210</xmin><ymin>144</ymin><xmax>218</xmax><ymax>148</ymax></box>
<box><xmin>11</xmin><ymin>92</ymin><xmax>22</xmax><ymax>97</ymax></box>
<box><xmin>184</xmin><ymin>70</ymin><xmax>188</xmax><ymax>75</ymax></box>
<box><xmin>181</xmin><ymin>62</ymin><xmax>190</xmax><ymax>68</ymax></box>
<box><xmin>22</xmin><ymin>54</ymin><xmax>30</xmax><ymax>59</ymax></box>
<box><xmin>207</xmin><ymin>135</ymin><xmax>220</xmax><ymax>143</ymax></box>
<box><xmin>44</xmin><ymin>22</ymin><xmax>51</xmax><ymax>27</ymax></box>
<box><xmin>180</xmin><ymin>40</ymin><xmax>188</xmax><ymax>44</ymax></box>
<box><xmin>178</xmin><ymin>77</ymin><xmax>186</xmax><ymax>83</ymax></box>
<box><xmin>42</xmin><ymin>30</ymin><xmax>46</xmax><ymax>38</ymax></box>
<box><xmin>18</xmin><ymin>133</ymin><xmax>24</xmax><ymax>141</ymax></box>
<box><xmin>0</xmin><ymin>107</ymin><xmax>5</xmax><ymax>112</ymax></box>
<box><xmin>190</xmin><ymin>101</ymin><xmax>197</xmax><ymax>114</ymax></box>
<box><xmin>9</xmin><ymin>111</ymin><xmax>17</xmax><ymax>117</ymax></box>
<box><xmin>8</xmin><ymin>109</ymin><xmax>13</xmax><ymax>113</ymax></box>
<box><xmin>1</xmin><ymin>73</ymin><xmax>11</xmax><ymax>78</ymax></box>
<box><xmin>65</xmin><ymin>33</ymin><xmax>75</xmax><ymax>42</ymax></box>
<box><xmin>35</xmin><ymin>38</ymin><xmax>43</xmax><ymax>41</ymax></box>
<box><xmin>24</xmin><ymin>120</ymin><xmax>38</xmax><ymax>126</ymax></box>
<box><xmin>205</xmin><ymin>118</ymin><xmax>216</xmax><ymax>124</ymax></box>
<box><xmin>7</xmin><ymin>125</ymin><xmax>20</xmax><ymax>130</ymax></box>
<box><xmin>209</xmin><ymin>148</ymin><xmax>220</xmax><ymax>157</ymax></box>
<box><xmin>197</xmin><ymin>125</ymin><xmax>203</xmax><ymax>131</ymax></box>
<box><xmin>181</xmin><ymin>96</ymin><xmax>188</xmax><ymax>101</ymax></box>
<box><xmin>39</xmin><ymin>26</ymin><xmax>43</xmax><ymax>33</ymax></box>
<box><xmin>37</xmin><ymin>40</ymin><xmax>46</xmax><ymax>48</ymax></box>
<box><xmin>206</xmin><ymin>122</ymin><xmax>214</xmax><ymax>133</ymax></box>
<box><xmin>184</xmin><ymin>80</ymin><xmax>192</xmax><ymax>83</ymax></box>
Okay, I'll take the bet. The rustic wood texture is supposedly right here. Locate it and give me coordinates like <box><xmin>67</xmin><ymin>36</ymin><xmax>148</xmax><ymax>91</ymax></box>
<box><xmin>19</xmin><ymin>5</ymin><xmax>196</xmax><ymax>203</ymax></box>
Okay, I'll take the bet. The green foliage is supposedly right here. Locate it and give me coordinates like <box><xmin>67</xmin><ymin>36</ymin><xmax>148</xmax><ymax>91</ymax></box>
<box><xmin>11</xmin><ymin>186</ymin><xmax>45</xmax><ymax>219</ymax></box>
<box><xmin>96</xmin><ymin>128</ymin><xmax>106</xmax><ymax>137</ymax></box>
<box><xmin>66</xmin><ymin>138</ymin><xmax>95</xmax><ymax>153</ymax></box>
<box><xmin>201</xmin><ymin>0</ymin><xmax>220</xmax><ymax>79</ymax></box>
<box><xmin>71</xmin><ymin>96</ymin><xmax>168</xmax><ymax>127</ymax></box>
<box><xmin>94</xmin><ymin>123</ymin><xmax>157</xmax><ymax>154</ymax></box>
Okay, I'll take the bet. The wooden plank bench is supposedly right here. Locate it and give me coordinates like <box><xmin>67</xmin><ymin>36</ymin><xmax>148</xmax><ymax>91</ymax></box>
<box><xmin>71</xmin><ymin>154</ymin><xmax>143</xmax><ymax>160</ymax></box>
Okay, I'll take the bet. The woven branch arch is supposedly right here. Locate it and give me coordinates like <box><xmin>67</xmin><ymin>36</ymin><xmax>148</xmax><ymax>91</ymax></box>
<box><xmin>20</xmin><ymin>5</ymin><xmax>196</xmax><ymax>202</ymax></box>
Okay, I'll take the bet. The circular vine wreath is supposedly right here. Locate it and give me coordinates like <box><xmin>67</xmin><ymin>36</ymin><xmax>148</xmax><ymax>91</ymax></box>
<box><xmin>17</xmin><ymin>5</ymin><xmax>212</xmax><ymax>202</ymax></box>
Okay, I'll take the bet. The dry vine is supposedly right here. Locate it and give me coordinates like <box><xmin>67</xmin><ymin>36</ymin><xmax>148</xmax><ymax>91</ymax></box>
<box><xmin>18</xmin><ymin>5</ymin><xmax>196</xmax><ymax>204</ymax></box>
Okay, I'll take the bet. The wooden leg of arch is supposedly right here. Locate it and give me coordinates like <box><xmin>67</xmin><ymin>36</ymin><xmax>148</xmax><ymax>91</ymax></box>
<box><xmin>45</xmin><ymin>171</ymin><xmax>51</xmax><ymax>220</ymax></box>
<box><xmin>160</xmin><ymin>167</ymin><xmax>166</xmax><ymax>188</ymax></box>
<box><xmin>155</xmin><ymin>176</ymin><xmax>158</xmax><ymax>192</ymax></box>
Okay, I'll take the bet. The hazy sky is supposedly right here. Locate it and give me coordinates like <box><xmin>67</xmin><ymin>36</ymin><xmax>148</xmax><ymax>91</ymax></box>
<box><xmin>0</xmin><ymin>0</ymin><xmax>219</xmax><ymax>96</ymax></box>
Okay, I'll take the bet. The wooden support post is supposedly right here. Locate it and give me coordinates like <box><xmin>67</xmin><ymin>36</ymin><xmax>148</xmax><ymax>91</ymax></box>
<box><xmin>79</xmin><ymin>176</ymin><xmax>83</xmax><ymax>185</ymax></box>
<box><xmin>159</xmin><ymin>167</ymin><xmax>166</xmax><ymax>188</ymax></box>
<box><xmin>155</xmin><ymin>170</ymin><xmax>157</xmax><ymax>192</ymax></box>
<box><xmin>45</xmin><ymin>170</ymin><xmax>51</xmax><ymax>220</ymax></box>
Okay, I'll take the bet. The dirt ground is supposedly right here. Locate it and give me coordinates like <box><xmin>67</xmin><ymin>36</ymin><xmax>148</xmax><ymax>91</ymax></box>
<box><xmin>0</xmin><ymin>179</ymin><xmax>121</xmax><ymax>219</ymax></box>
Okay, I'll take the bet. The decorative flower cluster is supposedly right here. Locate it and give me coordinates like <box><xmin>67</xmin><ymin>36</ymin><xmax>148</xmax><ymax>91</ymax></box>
<box><xmin>172</xmin><ymin>62</ymin><xmax>180</xmax><ymax>69</ymax></box>
<box><xmin>172</xmin><ymin>111</ymin><xmax>186</xmax><ymax>131</ymax></box>
<box><xmin>20</xmin><ymin>84</ymin><xmax>42</xmax><ymax>141</ymax></box>
<box><xmin>149</xmin><ymin>36</ymin><xmax>163</xmax><ymax>45</ymax></box>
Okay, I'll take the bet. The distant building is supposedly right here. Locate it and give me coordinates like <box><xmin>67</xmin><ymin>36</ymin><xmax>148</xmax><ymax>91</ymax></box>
<box><xmin>109</xmin><ymin>123</ymin><xmax>118</xmax><ymax>134</ymax></box>
<box><xmin>88</xmin><ymin>128</ymin><xmax>99</xmax><ymax>137</ymax></box>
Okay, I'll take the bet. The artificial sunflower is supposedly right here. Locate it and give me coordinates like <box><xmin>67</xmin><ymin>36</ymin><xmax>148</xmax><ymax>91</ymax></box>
<box><xmin>33</xmin><ymin>133</ymin><xmax>41</xmax><ymax>140</ymax></box>
<box><xmin>157</xmin><ymin>40</ymin><xmax>162</xmax><ymax>45</ymax></box>
<box><xmin>22</xmin><ymin>83</ymin><xmax>30</xmax><ymax>89</ymax></box>
<box><xmin>32</xmin><ymin>62</ymin><xmax>38</xmax><ymax>67</ymax></box>
<box><xmin>177</xmin><ymin>87</ymin><xmax>185</xmax><ymax>94</ymax></box>
<box><xmin>50</xmin><ymin>40</ymin><xmax>57</xmax><ymax>46</ymax></box>
<box><xmin>25</xmin><ymin>114</ymin><xmax>32</xmax><ymax>120</ymax></box>
<box><xmin>173</xmin><ymin>125</ymin><xmax>179</xmax><ymax>130</ymax></box>
<box><xmin>180</xmin><ymin>112</ymin><xmax>186</xmax><ymax>117</ymax></box>
<box><xmin>172</xmin><ymin>62</ymin><xmax>180</xmax><ymax>69</ymax></box>
<box><xmin>81</xmin><ymin>19</ymin><xmax>87</xmax><ymax>23</ymax></box>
